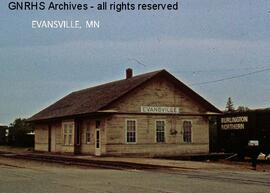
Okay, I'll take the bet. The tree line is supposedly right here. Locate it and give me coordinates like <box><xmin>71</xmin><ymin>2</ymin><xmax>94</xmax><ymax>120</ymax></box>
<box><xmin>225</xmin><ymin>97</ymin><xmax>249</xmax><ymax>112</ymax></box>
<box><xmin>0</xmin><ymin>118</ymin><xmax>34</xmax><ymax>147</ymax></box>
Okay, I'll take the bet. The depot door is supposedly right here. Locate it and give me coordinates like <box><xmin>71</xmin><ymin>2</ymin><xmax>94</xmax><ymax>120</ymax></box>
<box><xmin>51</xmin><ymin>126</ymin><xmax>56</xmax><ymax>152</ymax></box>
<box><xmin>74</xmin><ymin>120</ymin><xmax>82</xmax><ymax>155</ymax></box>
<box><xmin>95</xmin><ymin>129</ymin><xmax>101</xmax><ymax>156</ymax></box>
<box><xmin>95</xmin><ymin>120</ymin><xmax>101</xmax><ymax>156</ymax></box>
<box><xmin>48</xmin><ymin>125</ymin><xmax>51</xmax><ymax>152</ymax></box>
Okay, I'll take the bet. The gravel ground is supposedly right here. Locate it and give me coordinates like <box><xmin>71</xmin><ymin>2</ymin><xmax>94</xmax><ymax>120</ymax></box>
<box><xmin>0</xmin><ymin>145</ymin><xmax>270</xmax><ymax>172</ymax></box>
<box><xmin>0</xmin><ymin>157</ymin><xmax>269</xmax><ymax>193</ymax></box>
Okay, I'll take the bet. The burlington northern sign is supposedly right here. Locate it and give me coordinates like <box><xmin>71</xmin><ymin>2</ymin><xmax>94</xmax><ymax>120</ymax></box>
<box><xmin>141</xmin><ymin>106</ymin><xmax>180</xmax><ymax>114</ymax></box>
<box><xmin>221</xmin><ymin>116</ymin><xmax>248</xmax><ymax>130</ymax></box>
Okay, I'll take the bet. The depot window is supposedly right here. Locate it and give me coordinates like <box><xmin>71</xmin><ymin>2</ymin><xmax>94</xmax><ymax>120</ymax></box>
<box><xmin>63</xmin><ymin>122</ymin><xmax>74</xmax><ymax>145</ymax></box>
<box><xmin>183</xmin><ymin>121</ymin><xmax>192</xmax><ymax>143</ymax></box>
<box><xmin>156</xmin><ymin>120</ymin><xmax>165</xmax><ymax>143</ymax></box>
<box><xmin>126</xmin><ymin>120</ymin><xmax>136</xmax><ymax>143</ymax></box>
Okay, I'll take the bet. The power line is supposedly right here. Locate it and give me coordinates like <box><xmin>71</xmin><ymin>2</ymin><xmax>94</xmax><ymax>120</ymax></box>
<box><xmin>190</xmin><ymin>67</ymin><xmax>270</xmax><ymax>86</ymax></box>
<box><xmin>174</xmin><ymin>65</ymin><xmax>269</xmax><ymax>74</ymax></box>
<box><xmin>127</xmin><ymin>58</ymin><xmax>147</xmax><ymax>67</ymax></box>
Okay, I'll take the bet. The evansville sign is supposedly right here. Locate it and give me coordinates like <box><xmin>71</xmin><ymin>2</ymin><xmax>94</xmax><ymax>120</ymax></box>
<box><xmin>141</xmin><ymin>106</ymin><xmax>180</xmax><ymax>114</ymax></box>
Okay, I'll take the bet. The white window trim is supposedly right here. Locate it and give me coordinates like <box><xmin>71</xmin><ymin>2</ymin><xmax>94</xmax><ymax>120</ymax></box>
<box><xmin>62</xmin><ymin>121</ymin><xmax>74</xmax><ymax>146</ymax></box>
<box><xmin>182</xmin><ymin>120</ymin><xmax>193</xmax><ymax>143</ymax></box>
<box><xmin>155</xmin><ymin>119</ymin><xmax>166</xmax><ymax>143</ymax></box>
<box><xmin>125</xmin><ymin>119</ymin><xmax>137</xmax><ymax>144</ymax></box>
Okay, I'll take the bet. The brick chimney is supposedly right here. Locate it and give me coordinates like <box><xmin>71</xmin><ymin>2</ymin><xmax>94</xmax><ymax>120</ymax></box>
<box><xmin>126</xmin><ymin>68</ymin><xmax>133</xmax><ymax>79</ymax></box>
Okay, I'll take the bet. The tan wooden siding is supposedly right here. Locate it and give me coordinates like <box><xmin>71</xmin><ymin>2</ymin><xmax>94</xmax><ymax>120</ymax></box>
<box><xmin>34</xmin><ymin>77</ymin><xmax>211</xmax><ymax>156</ymax></box>
<box><xmin>34</xmin><ymin>124</ymin><xmax>48</xmax><ymax>152</ymax></box>
<box><xmin>106</xmin><ymin>78</ymin><xmax>206</xmax><ymax>114</ymax></box>
<box><xmin>105</xmin><ymin>144</ymin><xmax>209</xmax><ymax>157</ymax></box>
<box><xmin>105</xmin><ymin>114</ymin><xmax>209</xmax><ymax>156</ymax></box>
<box><xmin>80</xmin><ymin>119</ymin><xmax>95</xmax><ymax>154</ymax></box>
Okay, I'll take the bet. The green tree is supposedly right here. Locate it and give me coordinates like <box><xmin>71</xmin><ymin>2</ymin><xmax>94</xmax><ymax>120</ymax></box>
<box><xmin>0</xmin><ymin>126</ymin><xmax>7</xmax><ymax>145</ymax></box>
<box><xmin>225</xmin><ymin>97</ymin><xmax>235</xmax><ymax>112</ymax></box>
<box><xmin>8</xmin><ymin>118</ymin><xmax>34</xmax><ymax>147</ymax></box>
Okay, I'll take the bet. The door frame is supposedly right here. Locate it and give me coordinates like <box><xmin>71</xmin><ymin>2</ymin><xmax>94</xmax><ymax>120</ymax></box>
<box><xmin>48</xmin><ymin>125</ymin><xmax>51</xmax><ymax>152</ymax></box>
<box><xmin>95</xmin><ymin>128</ymin><xmax>101</xmax><ymax>156</ymax></box>
<box><xmin>74</xmin><ymin>120</ymin><xmax>82</xmax><ymax>155</ymax></box>
<box><xmin>50</xmin><ymin>126</ymin><xmax>56</xmax><ymax>152</ymax></box>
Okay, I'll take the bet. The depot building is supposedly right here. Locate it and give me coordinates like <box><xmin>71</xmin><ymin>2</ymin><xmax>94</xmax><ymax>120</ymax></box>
<box><xmin>28</xmin><ymin>69</ymin><xmax>220</xmax><ymax>157</ymax></box>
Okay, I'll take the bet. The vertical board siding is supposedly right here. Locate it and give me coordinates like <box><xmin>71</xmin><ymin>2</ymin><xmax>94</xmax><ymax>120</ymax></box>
<box><xmin>34</xmin><ymin>76</ymin><xmax>210</xmax><ymax>156</ymax></box>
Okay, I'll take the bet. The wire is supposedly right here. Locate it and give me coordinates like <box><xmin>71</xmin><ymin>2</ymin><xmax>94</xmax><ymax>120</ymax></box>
<box><xmin>127</xmin><ymin>58</ymin><xmax>147</xmax><ymax>67</ymax></box>
<box><xmin>190</xmin><ymin>67</ymin><xmax>270</xmax><ymax>86</ymax></box>
<box><xmin>174</xmin><ymin>65</ymin><xmax>269</xmax><ymax>74</ymax></box>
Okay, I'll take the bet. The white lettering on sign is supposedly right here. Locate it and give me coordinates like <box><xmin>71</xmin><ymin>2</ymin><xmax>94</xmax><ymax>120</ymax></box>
<box><xmin>221</xmin><ymin>116</ymin><xmax>248</xmax><ymax>130</ymax></box>
<box><xmin>141</xmin><ymin>106</ymin><xmax>180</xmax><ymax>114</ymax></box>
<box><xmin>248</xmin><ymin>140</ymin><xmax>259</xmax><ymax>146</ymax></box>
<box><xmin>221</xmin><ymin>116</ymin><xmax>248</xmax><ymax>124</ymax></box>
<box><xmin>221</xmin><ymin>123</ymin><xmax>245</xmax><ymax>130</ymax></box>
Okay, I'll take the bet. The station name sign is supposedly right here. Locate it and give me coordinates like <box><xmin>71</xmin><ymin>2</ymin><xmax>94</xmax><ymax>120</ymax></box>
<box><xmin>221</xmin><ymin>116</ymin><xmax>248</xmax><ymax>130</ymax></box>
<box><xmin>141</xmin><ymin>106</ymin><xmax>180</xmax><ymax>114</ymax></box>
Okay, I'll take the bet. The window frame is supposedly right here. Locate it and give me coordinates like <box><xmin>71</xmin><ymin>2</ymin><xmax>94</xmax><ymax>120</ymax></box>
<box><xmin>62</xmin><ymin>121</ymin><xmax>74</xmax><ymax>146</ymax></box>
<box><xmin>155</xmin><ymin>120</ymin><xmax>166</xmax><ymax>143</ymax></box>
<box><xmin>125</xmin><ymin>119</ymin><xmax>137</xmax><ymax>144</ymax></box>
<box><xmin>183</xmin><ymin>120</ymin><xmax>192</xmax><ymax>143</ymax></box>
<box><xmin>63</xmin><ymin>124</ymin><xmax>68</xmax><ymax>145</ymax></box>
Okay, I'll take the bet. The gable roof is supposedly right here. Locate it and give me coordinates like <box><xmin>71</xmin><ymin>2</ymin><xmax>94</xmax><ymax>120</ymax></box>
<box><xmin>28</xmin><ymin>70</ymin><xmax>220</xmax><ymax>122</ymax></box>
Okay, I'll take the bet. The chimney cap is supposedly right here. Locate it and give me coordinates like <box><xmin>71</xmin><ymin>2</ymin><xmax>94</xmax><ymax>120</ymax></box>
<box><xmin>126</xmin><ymin>68</ymin><xmax>133</xmax><ymax>79</ymax></box>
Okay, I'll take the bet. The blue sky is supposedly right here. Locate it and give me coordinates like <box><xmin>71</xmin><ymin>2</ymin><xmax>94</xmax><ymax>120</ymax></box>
<box><xmin>1</xmin><ymin>0</ymin><xmax>270</xmax><ymax>125</ymax></box>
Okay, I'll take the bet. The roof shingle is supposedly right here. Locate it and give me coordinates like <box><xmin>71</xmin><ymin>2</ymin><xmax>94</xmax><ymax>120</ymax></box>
<box><xmin>28</xmin><ymin>69</ymin><xmax>220</xmax><ymax>122</ymax></box>
<box><xmin>28</xmin><ymin>70</ymin><xmax>162</xmax><ymax>121</ymax></box>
